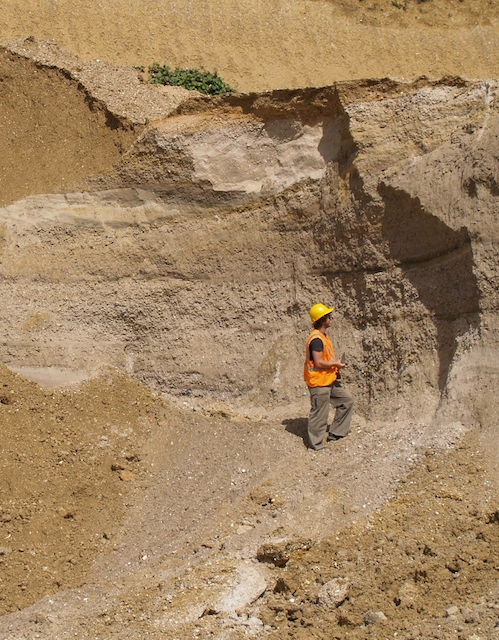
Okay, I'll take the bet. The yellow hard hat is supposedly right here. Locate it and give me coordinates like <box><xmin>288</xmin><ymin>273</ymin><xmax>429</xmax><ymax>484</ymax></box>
<box><xmin>309</xmin><ymin>303</ymin><xmax>334</xmax><ymax>323</ymax></box>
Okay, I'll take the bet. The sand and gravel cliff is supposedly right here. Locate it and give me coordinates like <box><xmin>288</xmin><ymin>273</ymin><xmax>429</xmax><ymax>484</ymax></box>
<box><xmin>0</xmin><ymin>2</ymin><xmax>498</xmax><ymax>639</ymax></box>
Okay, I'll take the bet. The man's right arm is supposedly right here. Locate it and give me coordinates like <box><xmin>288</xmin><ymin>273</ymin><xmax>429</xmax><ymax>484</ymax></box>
<box><xmin>311</xmin><ymin>345</ymin><xmax>346</xmax><ymax>371</ymax></box>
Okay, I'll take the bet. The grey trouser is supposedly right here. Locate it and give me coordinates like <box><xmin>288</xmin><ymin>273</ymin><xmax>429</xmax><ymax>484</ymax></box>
<box><xmin>307</xmin><ymin>382</ymin><xmax>355</xmax><ymax>450</ymax></box>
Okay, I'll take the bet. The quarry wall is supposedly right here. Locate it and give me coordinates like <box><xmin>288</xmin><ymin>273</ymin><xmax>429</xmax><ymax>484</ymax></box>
<box><xmin>0</xmin><ymin>42</ymin><xmax>497</xmax><ymax>432</ymax></box>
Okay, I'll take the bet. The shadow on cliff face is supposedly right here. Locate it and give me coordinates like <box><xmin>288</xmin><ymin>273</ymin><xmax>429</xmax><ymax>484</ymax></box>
<box><xmin>379</xmin><ymin>184</ymin><xmax>481</xmax><ymax>391</ymax></box>
<box><xmin>313</xmin><ymin>170</ymin><xmax>480</xmax><ymax>408</ymax></box>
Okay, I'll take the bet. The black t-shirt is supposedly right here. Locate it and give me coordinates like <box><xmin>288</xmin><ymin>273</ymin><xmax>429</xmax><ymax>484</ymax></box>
<box><xmin>309</xmin><ymin>337</ymin><xmax>323</xmax><ymax>361</ymax></box>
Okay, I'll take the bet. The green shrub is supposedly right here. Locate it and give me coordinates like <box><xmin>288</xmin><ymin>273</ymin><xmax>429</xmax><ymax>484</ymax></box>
<box><xmin>148</xmin><ymin>64</ymin><xmax>236</xmax><ymax>95</ymax></box>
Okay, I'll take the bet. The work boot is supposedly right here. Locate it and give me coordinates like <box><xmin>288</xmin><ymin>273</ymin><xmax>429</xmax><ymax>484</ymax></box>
<box><xmin>311</xmin><ymin>442</ymin><xmax>331</xmax><ymax>451</ymax></box>
<box><xmin>327</xmin><ymin>433</ymin><xmax>344</xmax><ymax>442</ymax></box>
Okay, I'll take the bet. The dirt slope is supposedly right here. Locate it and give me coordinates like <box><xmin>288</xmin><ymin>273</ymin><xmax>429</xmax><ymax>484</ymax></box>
<box><xmin>0</xmin><ymin>41</ymin><xmax>196</xmax><ymax>208</ymax></box>
<box><xmin>0</xmin><ymin>365</ymin><xmax>155</xmax><ymax>615</ymax></box>
<box><xmin>1</xmin><ymin>0</ymin><xmax>499</xmax><ymax>92</ymax></box>
<box><xmin>0</xmin><ymin>363</ymin><xmax>497</xmax><ymax>639</ymax></box>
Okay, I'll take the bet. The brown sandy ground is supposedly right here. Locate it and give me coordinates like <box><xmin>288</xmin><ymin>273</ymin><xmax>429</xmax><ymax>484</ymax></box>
<box><xmin>256</xmin><ymin>433</ymin><xmax>499</xmax><ymax>640</ymax></box>
<box><xmin>0</xmin><ymin>365</ymin><xmax>155</xmax><ymax>615</ymax></box>
<box><xmin>0</xmin><ymin>360</ymin><xmax>497</xmax><ymax>639</ymax></box>
<box><xmin>1</xmin><ymin>0</ymin><xmax>499</xmax><ymax>93</ymax></box>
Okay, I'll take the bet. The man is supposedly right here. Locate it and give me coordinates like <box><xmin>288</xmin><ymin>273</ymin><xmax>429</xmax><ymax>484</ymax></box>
<box><xmin>304</xmin><ymin>303</ymin><xmax>354</xmax><ymax>450</ymax></box>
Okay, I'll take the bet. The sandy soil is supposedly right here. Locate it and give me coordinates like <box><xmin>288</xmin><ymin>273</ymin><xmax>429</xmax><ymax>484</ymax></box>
<box><xmin>0</xmin><ymin>361</ymin><xmax>497</xmax><ymax>639</ymax></box>
<box><xmin>1</xmin><ymin>0</ymin><xmax>499</xmax><ymax>93</ymax></box>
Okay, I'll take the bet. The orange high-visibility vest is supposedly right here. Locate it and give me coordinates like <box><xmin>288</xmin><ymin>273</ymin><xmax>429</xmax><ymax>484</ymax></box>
<box><xmin>304</xmin><ymin>329</ymin><xmax>337</xmax><ymax>387</ymax></box>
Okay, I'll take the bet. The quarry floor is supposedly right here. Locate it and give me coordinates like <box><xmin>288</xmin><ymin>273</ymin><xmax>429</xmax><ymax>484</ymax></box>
<box><xmin>0</xmin><ymin>365</ymin><xmax>497</xmax><ymax>639</ymax></box>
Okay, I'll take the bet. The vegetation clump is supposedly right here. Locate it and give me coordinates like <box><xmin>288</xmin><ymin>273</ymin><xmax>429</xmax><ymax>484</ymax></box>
<box><xmin>147</xmin><ymin>63</ymin><xmax>236</xmax><ymax>95</ymax></box>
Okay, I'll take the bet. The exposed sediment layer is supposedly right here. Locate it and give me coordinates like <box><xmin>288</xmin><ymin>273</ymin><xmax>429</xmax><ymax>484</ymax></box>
<box><xmin>0</xmin><ymin>46</ymin><xmax>497</xmax><ymax>432</ymax></box>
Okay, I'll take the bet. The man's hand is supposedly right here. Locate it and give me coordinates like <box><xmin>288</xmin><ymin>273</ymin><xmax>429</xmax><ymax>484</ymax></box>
<box><xmin>312</xmin><ymin>351</ymin><xmax>347</xmax><ymax>371</ymax></box>
<box><xmin>331</xmin><ymin>359</ymin><xmax>346</xmax><ymax>370</ymax></box>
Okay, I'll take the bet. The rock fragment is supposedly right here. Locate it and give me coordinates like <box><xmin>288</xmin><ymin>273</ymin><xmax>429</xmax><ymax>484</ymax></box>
<box><xmin>317</xmin><ymin>578</ymin><xmax>349</xmax><ymax>609</ymax></box>
<box><xmin>211</xmin><ymin>563</ymin><xmax>268</xmax><ymax>613</ymax></box>
<box><xmin>364</xmin><ymin>610</ymin><xmax>387</xmax><ymax>625</ymax></box>
<box><xmin>256</xmin><ymin>537</ymin><xmax>311</xmax><ymax>567</ymax></box>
